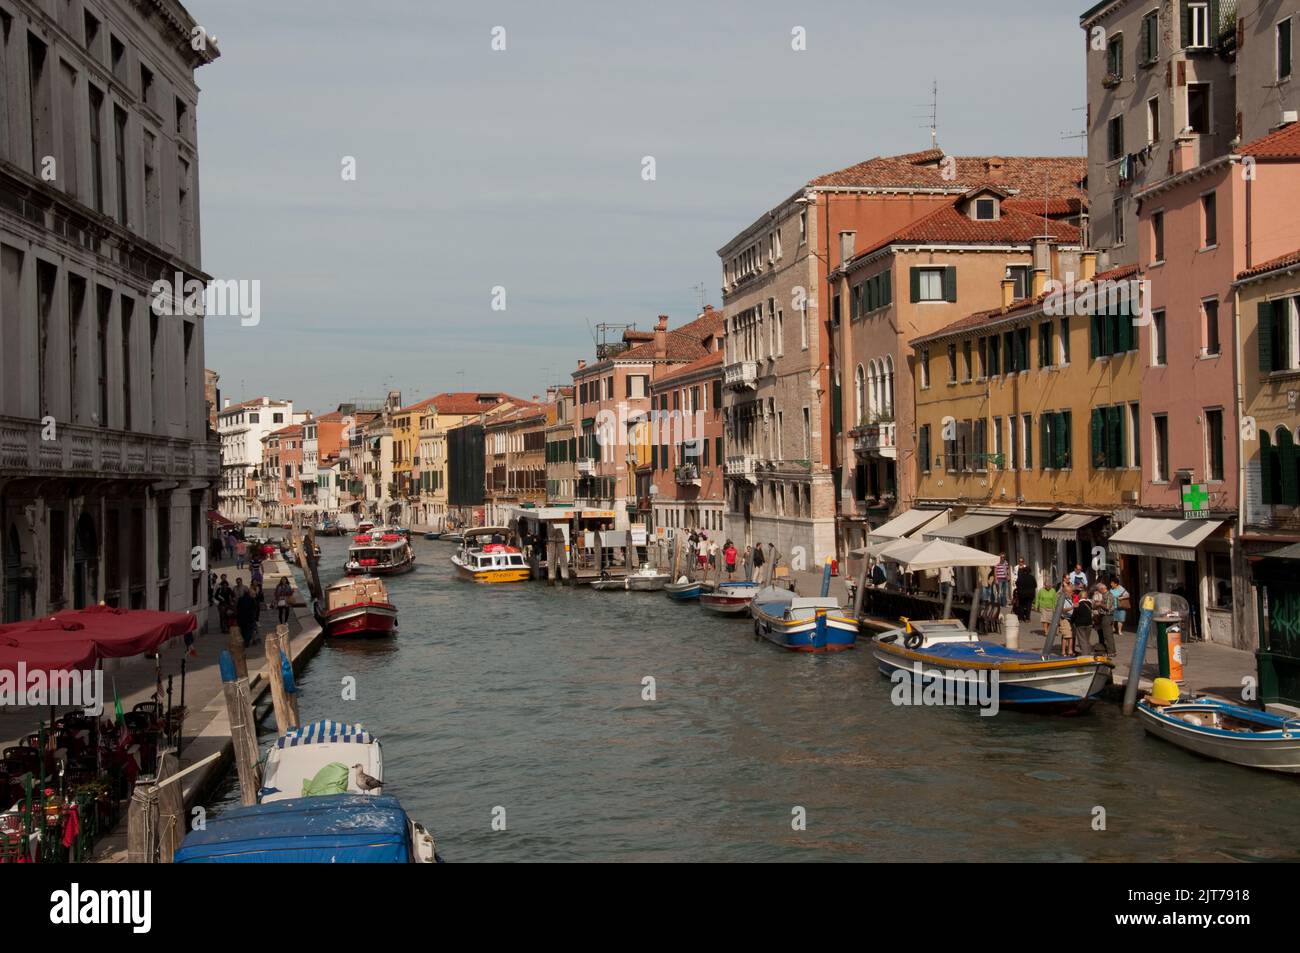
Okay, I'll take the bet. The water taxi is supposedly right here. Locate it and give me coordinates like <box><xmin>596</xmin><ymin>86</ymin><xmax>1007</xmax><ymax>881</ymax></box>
<box><xmin>450</xmin><ymin>527</ymin><xmax>531</xmax><ymax>583</ymax></box>
<box><xmin>872</xmin><ymin>618</ymin><xmax>1112</xmax><ymax>714</ymax></box>
<box><xmin>321</xmin><ymin>577</ymin><xmax>397</xmax><ymax>638</ymax></box>
<box><xmin>750</xmin><ymin>586</ymin><xmax>857</xmax><ymax>652</ymax></box>
<box><xmin>345</xmin><ymin>529</ymin><xmax>416</xmax><ymax>576</ymax></box>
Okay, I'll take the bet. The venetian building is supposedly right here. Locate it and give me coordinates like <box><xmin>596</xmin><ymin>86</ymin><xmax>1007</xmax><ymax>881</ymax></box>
<box><xmin>0</xmin><ymin>0</ymin><xmax>219</xmax><ymax>620</ymax></box>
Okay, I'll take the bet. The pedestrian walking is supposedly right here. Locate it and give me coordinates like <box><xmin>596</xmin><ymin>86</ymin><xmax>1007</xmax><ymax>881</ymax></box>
<box><xmin>235</xmin><ymin>537</ymin><xmax>248</xmax><ymax>570</ymax></box>
<box><xmin>1033</xmin><ymin>579</ymin><xmax>1060</xmax><ymax>638</ymax></box>
<box><xmin>1092</xmin><ymin>582</ymin><xmax>1116</xmax><ymax>655</ymax></box>
<box><xmin>753</xmin><ymin>542</ymin><xmax>766</xmax><ymax>584</ymax></box>
<box><xmin>742</xmin><ymin>545</ymin><xmax>754</xmax><ymax>582</ymax></box>
<box><xmin>708</xmin><ymin>539</ymin><xmax>719</xmax><ymax>573</ymax></box>
<box><xmin>1109</xmin><ymin>574</ymin><xmax>1130</xmax><ymax>643</ymax></box>
<box><xmin>994</xmin><ymin>553</ymin><xmax>1010</xmax><ymax>606</ymax></box>
<box><xmin>1013</xmin><ymin>558</ymin><xmax>1036</xmax><ymax>621</ymax></box>
<box><xmin>214</xmin><ymin>574</ymin><xmax>233</xmax><ymax>633</ymax></box>
<box><xmin>724</xmin><ymin>540</ymin><xmax>738</xmax><ymax>580</ymax></box>
<box><xmin>938</xmin><ymin>564</ymin><xmax>955</xmax><ymax>602</ymax></box>
<box><xmin>235</xmin><ymin>587</ymin><xmax>259</xmax><ymax>648</ymax></box>
<box><xmin>275</xmin><ymin>577</ymin><xmax>293</xmax><ymax>625</ymax></box>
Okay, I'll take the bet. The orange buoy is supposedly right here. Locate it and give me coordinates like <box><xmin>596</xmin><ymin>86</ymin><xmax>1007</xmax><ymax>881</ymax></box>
<box><xmin>1168</xmin><ymin>624</ymin><xmax>1184</xmax><ymax>683</ymax></box>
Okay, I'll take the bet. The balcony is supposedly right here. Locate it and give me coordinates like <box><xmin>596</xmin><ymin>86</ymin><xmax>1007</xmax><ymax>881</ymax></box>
<box><xmin>853</xmin><ymin>422</ymin><xmax>896</xmax><ymax>459</ymax></box>
<box><xmin>725</xmin><ymin>454</ymin><xmax>758</xmax><ymax>482</ymax></box>
<box><xmin>0</xmin><ymin>416</ymin><xmax>219</xmax><ymax>480</ymax></box>
<box><xmin>724</xmin><ymin>361</ymin><xmax>758</xmax><ymax>391</ymax></box>
<box><xmin>675</xmin><ymin>462</ymin><xmax>700</xmax><ymax>485</ymax></box>
<box><xmin>576</xmin><ymin>457</ymin><xmax>596</xmax><ymax>475</ymax></box>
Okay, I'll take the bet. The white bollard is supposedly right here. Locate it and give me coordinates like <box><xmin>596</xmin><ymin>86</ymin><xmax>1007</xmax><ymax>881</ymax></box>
<box><xmin>1003</xmin><ymin>611</ymin><xmax>1020</xmax><ymax>650</ymax></box>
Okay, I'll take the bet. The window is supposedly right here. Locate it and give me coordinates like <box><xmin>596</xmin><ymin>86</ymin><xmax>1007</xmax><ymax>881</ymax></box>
<box><xmin>1153</xmin><ymin>414</ymin><xmax>1170</xmax><ymax>481</ymax></box>
<box><xmin>113</xmin><ymin>105</ymin><xmax>128</xmax><ymax>225</ymax></box>
<box><xmin>1022</xmin><ymin>414</ymin><xmax>1033</xmax><ymax>469</ymax></box>
<box><xmin>919</xmin><ymin>424</ymin><xmax>931</xmax><ymax>472</ymax></box>
<box><xmin>1187</xmin><ymin>82</ymin><xmax>1210</xmax><ymax>134</ymax></box>
<box><xmin>1091</xmin><ymin>406</ymin><xmax>1128</xmax><ymax>468</ymax></box>
<box><xmin>975</xmin><ymin>198</ymin><xmax>996</xmax><ymax>221</ymax></box>
<box><xmin>1112</xmin><ymin>196</ymin><xmax>1126</xmax><ymax>246</ymax></box>
<box><xmin>1140</xmin><ymin>10</ymin><xmax>1160</xmax><ymax>65</ymax></box>
<box><xmin>1107</xmin><ymin>115</ymin><xmax>1125</xmax><ymax>161</ymax></box>
<box><xmin>175</xmin><ymin>96</ymin><xmax>188</xmax><ymax>137</ymax></box>
<box><xmin>1060</xmin><ymin>317</ymin><xmax>1071</xmax><ymax>363</ymax></box>
<box><xmin>777</xmin><ymin>311</ymin><xmax>784</xmax><ymax>356</ymax></box>
<box><xmin>1038</xmin><ymin>322</ymin><xmax>1054</xmax><ymax>368</ymax></box>
<box><xmin>1147</xmin><ymin>96</ymin><xmax>1160</xmax><ymax>144</ymax></box>
<box><xmin>1259</xmin><ymin>296</ymin><xmax>1300</xmax><ymax>372</ymax></box>
<box><xmin>110</xmin><ymin>35</ymin><xmax>125</xmax><ymax>81</ymax></box>
<box><xmin>798</xmin><ymin>208</ymin><xmax>807</xmax><ymax>245</ymax></box>
<box><xmin>800</xmin><ymin>302</ymin><xmax>808</xmax><ymax>350</ymax></box>
<box><xmin>1107</xmin><ymin>34</ymin><xmax>1123</xmax><ymax>78</ymax></box>
<box><xmin>1003</xmin><ymin>326</ymin><xmax>1030</xmax><ymax>373</ymax></box>
<box><xmin>1089</xmin><ymin>302</ymin><xmax>1136</xmax><ymax>358</ymax></box>
<box><xmin>1281</xmin><ymin>17</ymin><xmax>1294</xmax><ymax>81</ymax></box>
<box><xmin>1130</xmin><ymin>403</ymin><xmax>1141</xmax><ymax>467</ymax></box>
<box><xmin>831</xmin><ymin>293</ymin><xmax>841</xmax><ymax>328</ymax></box>
<box><xmin>1185</xmin><ymin>1</ymin><xmax>1211</xmax><ymax>48</ymax></box>
<box><xmin>1008</xmin><ymin>416</ymin><xmax>1019</xmax><ymax>471</ymax></box>
<box><xmin>1203</xmin><ymin>298</ymin><xmax>1220</xmax><ymax>355</ymax></box>
<box><xmin>1152</xmin><ymin>211</ymin><xmax>1165</xmax><ymax>262</ymax></box>
<box><xmin>83</xmin><ymin>10</ymin><xmax>100</xmax><ymax>54</ymax></box>
<box><xmin>947</xmin><ymin>343</ymin><xmax>958</xmax><ymax>383</ymax></box>
<box><xmin>1007</xmin><ymin>265</ymin><xmax>1032</xmax><ymax>299</ymax></box>
<box><xmin>87</xmin><ymin>85</ymin><xmax>104</xmax><ymax>212</ymax></box>
<box><xmin>140</xmin><ymin>62</ymin><xmax>153</xmax><ymax>106</ymax></box>
<box><xmin>1041</xmin><ymin>411</ymin><xmax>1072</xmax><ymax>469</ymax></box>
<box><xmin>802</xmin><ymin>407</ymin><xmax>811</xmax><ymax>459</ymax></box>
<box><xmin>919</xmin><ymin>347</ymin><xmax>931</xmax><ymax>388</ymax></box>
<box><xmin>1202</xmin><ymin>191</ymin><xmax>1216</xmax><ymax>247</ymax></box>
<box><xmin>912</xmin><ymin>267</ymin><xmax>950</xmax><ymax>302</ymax></box>
<box><xmin>1152</xmin><ymin>310</ymin><xmax>1167</xmax><ymax>365</ymax></box>
<box><xmin>1206</xmin><ymin>408</ymin><xmax>1224</xmax><ymax>481</ymax></box>
<box><xmin>987</xmin><ymin>333</ymin><xmax>1000</xmax><ymax>375</ymax></box>
<box><xmin>962</xmin><ymin>340</ymin><xmax>972</xmax><ymax>381</ymax></box>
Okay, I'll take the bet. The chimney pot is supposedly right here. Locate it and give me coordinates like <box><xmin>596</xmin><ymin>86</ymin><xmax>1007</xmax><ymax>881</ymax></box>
<box><xmin>656</xmin><ymin>315</ymin><xmax>669</xmax><ymax>331</ymax></box>
<box><xmin>1081</xmin><ymin>251</ymin><xmax>1097</xmax><ymax>281</ymax></box>
<box><xmin>1001</xmin><ymin>276</ymin><xmax>1016</xmax><ymax>308</ymax></box>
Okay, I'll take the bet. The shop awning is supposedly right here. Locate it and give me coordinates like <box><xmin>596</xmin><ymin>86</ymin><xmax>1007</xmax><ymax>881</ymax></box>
<box><xmin>1041</xmin><ymin>512</ymin><xmax>1105</xmax><ymax>541</ymax></box>
<box><xmin>867</xmin><ymin>508</ymin><xmax>949</xmax><ymax>543</ymax></box>
<box><xmin>1107</xmin><ymin>517</ymin><xmax>1225</xmax><ymax>562</ymax></box>
<box><xmin>208</xmin><ymin>510</ymin><xmax>237</xmax><ymax>528</ymax></box>
<box><xmin>924</xmin><ymin>512</ymin><xmax>1010</xmax><ymax>543</ymax></box>
<box><xmin>1</xmin><ymin>607</ymin><xmax>196</xmax><ymax>660</ymax></box>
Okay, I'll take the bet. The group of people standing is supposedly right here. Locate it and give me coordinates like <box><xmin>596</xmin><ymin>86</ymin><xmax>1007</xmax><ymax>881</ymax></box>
<box><xmin>997</xmin><ymin>554</ymin><xmax>1129</xmax><ymax>657</ymax></box>
<box><xmin>684</xmin><ymin>530</ymin><xmax>768</xmax><ymax>583</ymax></box>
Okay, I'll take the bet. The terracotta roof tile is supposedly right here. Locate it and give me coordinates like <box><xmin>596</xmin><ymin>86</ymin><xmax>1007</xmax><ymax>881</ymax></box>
<box><xmin>653</xmin><ymin>348</ymin><xmax>724</xmax><ymax>386</ymax></box>
<box><xmin>1239</xmin><ymin>121</ymin><xmax>1300</xmax><ymax>160</ymax></box>
<box><xmin>1237</xmin><ymin>247</ymin><xmax>1300</xmax><ymax>281</ymax></box>
<box><xmin>806</xmin><ymin>151</ymin><xmax>1086</xmax><ymax>200</ymax></box>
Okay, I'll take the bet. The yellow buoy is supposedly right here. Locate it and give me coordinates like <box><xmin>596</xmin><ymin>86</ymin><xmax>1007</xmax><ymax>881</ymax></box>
<box><xmin>1150</xmin><ymin>677</ymin><xmax>1180</xmax><ymax>705</ymax></box>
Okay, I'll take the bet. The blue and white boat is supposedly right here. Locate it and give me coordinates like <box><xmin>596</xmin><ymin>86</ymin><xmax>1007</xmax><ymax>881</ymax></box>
<box><xmin>700</xmin><ymin>580</ymin><xmax>759</xmax><ymax>616</ymax></box>
<box><xmin>750</xmin><ymin>587</ymin><xmax>857</xmax><ymax>652</ymax></box>
<box><xmin>175</xmin><ymin>794</ymin><xmax>439</xmax><ymax>863</ymax></box>
<box><xmin>873</xmin><ymin>618</ymin><xmax>1111</xmax><ymax>714</ymax></box>
<box><xmin>664</xmin><ymin>576</ymin><xmax>715</xmax><ymax>601</ymax></box>
<box><xmin>1137</xmin><ymin>695</ymin><xmax>1300</xmax><ymax>773</ymax></box>
<box><xmin>259</xmin><ymin>719</ymin><xmax>383</xmax><ymax>803</ymax></box>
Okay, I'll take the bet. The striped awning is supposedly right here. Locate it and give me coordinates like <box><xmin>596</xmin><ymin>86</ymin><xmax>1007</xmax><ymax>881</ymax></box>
<box><xmin>924</xmin><ymin>512</ymin><xmax>1010</xmax><ymax>543</ymax></box>
<box><xmin>1041</xmin><ymin>512</ymin><xmax>1105</xmax><ymax>540</ymax></box>
<box><xmin>866</xmin><ymin>507</ymin><xmax>949</xmax><ymax>543</ymax></box>
<box><xmin>275</xmin><ymin>720</ymin><xmax>374</xmax><ymax>748</ymax></box>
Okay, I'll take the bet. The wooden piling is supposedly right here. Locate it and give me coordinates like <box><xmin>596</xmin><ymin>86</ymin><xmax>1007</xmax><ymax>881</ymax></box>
<box><xmin>125</xmin><ymin>783</ymin><xmax>158</xmax><ymax>863</ymax></box>
<box><xmin>155</xmin><ymin>748</ymin><xmax>184</xmax><ymax>863</ymax></box>
<box><xmin>226</xmin><ymin>626</ymin><xmax>248</xmax><ymax>680</ymax></box>
<box><xmin>220</xmin><ymin>650</ymin><xmax>262</xmax><ymax>806</ymax></box>
<box><xmin>263</xmin><ymin>628</ymin><xmax>293</xmax><ymax>735</ymax></box>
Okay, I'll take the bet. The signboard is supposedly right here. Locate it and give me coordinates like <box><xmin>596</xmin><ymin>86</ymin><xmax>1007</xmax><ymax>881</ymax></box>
<box><xmin>631</xmin><ymin>524</ymin><xmax>647</xmax><ymax>546</ymax></box>
<box><xmin>581</xmin><ymin>510</ymin><xmax>616</xmax><ymax>520</ymax></box>
<box><xmin>1182</xmin><ymin>482</ymin><xmax>1210</xmax><ymax>519</ymax></box>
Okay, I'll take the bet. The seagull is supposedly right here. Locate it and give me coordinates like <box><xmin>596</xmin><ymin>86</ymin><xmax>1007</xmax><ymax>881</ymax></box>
<box><xmin>352</xmin><ymin>764</ymin><xmax>383</xmax><ymax>791</ymax></box>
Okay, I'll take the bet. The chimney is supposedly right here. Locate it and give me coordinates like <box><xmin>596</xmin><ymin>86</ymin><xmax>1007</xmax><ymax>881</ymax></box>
<box><xmin>223</xmin><ymin>397</ymin><xmax>230</xmax><ymax>409</ymax></box>
<box><xmin>839</xmin><ymin>231</ymin><xmax>856</xmax><ymax>267</ymax></box>
<box><xmin>1080</xmin><ymin>250</ymin><xmax>1097</xmax><ymax>282</ymax></box>
<box><xmin>654</xmin><ymin>314</ymin><xmax>669</xmax><ymax>359</ymax></box>
<box><xmin>1031</xmin><ymin>235</ymin><xmax>1052</xmax><ymax>297</ymax></box>
<box><xmin>1001</xmin><ymin>271</ymin><xmax>1016</xmax><ymax>308</ymax></box>
<box><xmin>984</xmin><ymin>157</ymin><xmax>1005</xmax><ymax>181</ymax></box>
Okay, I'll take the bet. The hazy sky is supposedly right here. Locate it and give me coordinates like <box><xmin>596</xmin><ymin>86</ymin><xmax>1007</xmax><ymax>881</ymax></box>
<box><xmin>190</xmin><ymin>0</ymin><xmax>1087</xmax><ymax>414</ymax></box>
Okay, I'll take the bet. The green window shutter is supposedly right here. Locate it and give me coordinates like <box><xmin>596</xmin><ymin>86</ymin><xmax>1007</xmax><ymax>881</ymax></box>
<box><xmin>1024</xmin><ymin>416</ymin><xmax>1033</xmax><ymax>469</ymax></box>
<box><xmin>1091</xmin><ymin>409</ymin><xmax>1104</xmax><ymax>469</ymax></box>
<box><xmin>883</xmin><ymin>270</ymin><xmax>892</xmax><ymax>306</ymax></box>
<box><xmin>1089</xmin><ymin>314</ymin><xmax>1100</xmax><ymax>359</ymax></box>
<box><xmin>1282</xmin><ymin>434</ymin><xmax>1299</xmax><ymax>505</ymax></box>
<box><xmin>909</xmin><ymin>267</ymin><xmax>921</xmax><ymax>302</ymax></box>
<box><xmin>1040</xmin><ymin>415</ymin><xmax>1051</xmax><ymax>469</ymax></box>
<box><xmin>1181</xmin><ymin>0</ymin><xmax>1192</xmax><ymax>47</ymax></box>
<box><xmin>716</xmin><ymin>436</ymin><xmax>722</xmax><ymax>463</ymax></box>
<box><xmin>1259</xmin><ymin>301</ymin><xmax>1275</xmax><ymax>371</ymax></box>
<box><xmin>1262</xmin><ymin>434</ymin><xmax>1274</xmax><ymax>504</ymax></box>
<box><xmin>1110</xmin><ymin>405</ymin><xmax>1124</xmax><ymax>468</ymax></box>
<box><xmin>702</xmin><ymin>437</ymin><xmax>709</xmax><ymax>467</ymax></box>
<box><xmin>651</xmin><ymin>445</ymin><xmax>658</xmax><ymax>470</ymax></box>
<box><xmin>1055</xmin><ymin>411</ymin><xmax>1069</xmax><ymax>468</ymax></box>
<box><xmin>942</xmin><ymin>266</ymin><xmax>958</xmax><ymax>303</ymax></box>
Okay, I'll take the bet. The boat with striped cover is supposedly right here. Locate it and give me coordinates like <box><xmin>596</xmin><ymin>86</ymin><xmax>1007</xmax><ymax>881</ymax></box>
<box><xmin>259</xmin><ymin>719</ymin><xmax>384</xmax><ymax>803</ymax></box>
<box><xmin>872</xmin><ymin>618</ymin><xmax>1112</xmax><ymax>714</ymax></box>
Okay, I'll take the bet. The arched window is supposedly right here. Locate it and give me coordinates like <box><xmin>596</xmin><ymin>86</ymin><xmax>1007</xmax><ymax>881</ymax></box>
<box><xmin>854</xmin><ymin>364</ymin><xmax>865</xmax><ymax>425</ymax></box>
<box><xmin>884</xmin><ymin>354</ymin><xmax>895</xmax><ymax>417</ymax></box>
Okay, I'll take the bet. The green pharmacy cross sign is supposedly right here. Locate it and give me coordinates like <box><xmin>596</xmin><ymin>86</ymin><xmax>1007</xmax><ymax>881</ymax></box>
<box><xmin>1182</xmin><ymin>482</ymin><xmax>1210</xmax><ymax>519</ymax></box>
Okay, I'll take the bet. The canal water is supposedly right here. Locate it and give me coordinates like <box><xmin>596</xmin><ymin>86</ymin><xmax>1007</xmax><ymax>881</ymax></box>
<box><xmin>212</xmin><ymin>536</ymin><xmax>1300</xmax><ymax>862</ymax></box>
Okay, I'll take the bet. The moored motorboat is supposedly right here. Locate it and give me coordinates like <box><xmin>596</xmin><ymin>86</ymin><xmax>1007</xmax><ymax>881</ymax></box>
<box><xmin>624</xmin><ymin>565</ymin><xmax>670</xmax><ymax>591</ymax></box>
<box><xmin>590</xmin><ymin>577</ymin><xmax>627</xmax><ymax>591</ymax></box>
<box><xmin>450</xmin><ymin>527</ymin><xmax>530</xmax><ymax>583</ymax></box>
<box><xmin>872</xmin><ymin>618</ymin><xmax>1112</xmax><ymax>714</ymax></box>
<box><xmin>175</xmin><ymin>794</ymin><xmax>438</xmax><ymax>863</ymax></box>
<box><xmin>260</xmin><ymin>719</ymin><xmax>384</xmax><ymax>802</ymax></box>
<box><xmin>664</xmin><ymin>577</ymin><xmax>716</xmax><ymax>601</ymax></box>
<box><xmin>699</xmin><ymin>581</ymin><xmax>759</xmax><ymax>615</ymax></box>
<box><xmin>1137</xmin><ymin>689</ymin><xmax>1300</xmax><ymax>773</ymax></box>
<box><xmin>750</xmin><ymin>586</ymin><xmax>857</xmax><ymax>652</ymax></box>
<box><xmin>322</xmin><ymin>577</ymin><xmax>397</xmax><ymax>638</ymax></box>
<box><xmin>345</xmin><ymin>530</ymin><xmax>416</xmax><ymax>576</ymax></box>
<box><xmin>423</xmin><ymin>531</ymin><xmax>442</xmax><ymax>540</ymax></box>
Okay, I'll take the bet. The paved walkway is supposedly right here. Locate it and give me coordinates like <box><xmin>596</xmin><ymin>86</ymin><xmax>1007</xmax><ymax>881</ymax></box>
<box><xmin>0</xmin><ymin>553</ymin><xmax>324</xmax><ymax>862</ymax></box>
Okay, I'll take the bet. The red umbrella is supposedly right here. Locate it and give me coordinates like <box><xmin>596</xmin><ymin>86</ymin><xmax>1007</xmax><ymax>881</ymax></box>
<box><xmin>0</xmin><ymin>633</ymin><xmax>98</xmax><ymax>674</ymax></box>
<box><xmin>0</xmin><ymin>608</ymin><xmax>195</xmax><ymax>660</ymax></box>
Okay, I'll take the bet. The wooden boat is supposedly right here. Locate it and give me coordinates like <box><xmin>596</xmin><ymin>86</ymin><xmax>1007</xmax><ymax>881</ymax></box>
<box><xmin>751</xmin><ymin>587</ymin><xmax>857</xmax><ymax>652</ymax></box>
<box><xmin>345</xmin><ymin>530</ymin><xmax>416</xmax><ymax>576</ymax></box>
<box><xmin>700</xmin><ymin>581</ymin><xmax>759</xmax><ymax>615</ymax></box>
<box><xmin>1137</xmin><ymin>695</ymin><xmax>1300</xmax><ymax>773</ymax></box>
<box><xmin>175</xmin><ymin>794</ymin><xmax>438</xmax><ymax>864</ymax></box>
<box><xmin>872</xmin><ymin>618</ymin><xmax>1112</xmax><ymax>714</ymax></box>
<box><xmin>260</xmin><ymin>720</ymin><xmax>384</xmax><ymax>802</ymax></box>
<box><xmin>451</xmin><ymin>527</ymin><xmax>530</xmax><ymax>583</ymax></box>
<box><xmin>423</xmin><ymin>531</ymin><xmax>442</xmax><ymax>540</ymax></box>
<box><xmin>664</xmin><ymin>577</ymin><xmax>716</xmax><ymax>601</ymax></box>
<box><xmin>624</xmin><ymin>565</ymin><xmax>670</xmax><ymax>591</ymax></box>
<box><xmin>322</xmin><ymin>577</ymin><xmax>397</xmax><ymax>638</ymax></box>
<box><xmin>590</xmin><ymin>577</ymin><xmax>627</xmax><ymax>592</ymax></box>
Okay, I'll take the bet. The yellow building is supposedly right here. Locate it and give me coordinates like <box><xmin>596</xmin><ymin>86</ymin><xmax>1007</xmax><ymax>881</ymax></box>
<box><xmin>412</xmin><ymin>393</ymin><xmax>520</xmax><ymax>530</ymax></box>
<box><xmin>908</xmin><ymin>260</ymin><xmax>1143</xmax><ymax>589</ymax></box>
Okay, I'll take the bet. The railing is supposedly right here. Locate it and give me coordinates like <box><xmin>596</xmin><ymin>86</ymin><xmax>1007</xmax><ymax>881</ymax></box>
<box><xmin>725</xmin><ymin>454</ymin><xmax>758</xmax><ymax>480</ymax></box>
<box><xmin>853</xmin><ymin>422</ymin><xmax>896</xmax><ymax>457</ymax></box>
<box><xmin>724</xmin><ymin>361</ymin><xmax>758</xmax><ymax>390</ymax></box>
<box><xmin>0</xmin><ymin>416</ymin><xmax>218</xmax><ymax>480</ymax></box>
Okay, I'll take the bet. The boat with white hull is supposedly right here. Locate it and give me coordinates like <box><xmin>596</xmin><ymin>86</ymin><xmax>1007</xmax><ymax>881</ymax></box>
<box><xmin>1137</xmin><ymin>695</ymin><xmax>1300</xmax><ymax>773</ymax></box>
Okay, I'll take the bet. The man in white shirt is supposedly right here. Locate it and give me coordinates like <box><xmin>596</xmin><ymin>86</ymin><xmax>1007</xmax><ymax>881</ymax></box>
<box><xmin>1068</xmin><ymin>563</ymin><xmax>1088</xmax><ymax>589</ymax></box>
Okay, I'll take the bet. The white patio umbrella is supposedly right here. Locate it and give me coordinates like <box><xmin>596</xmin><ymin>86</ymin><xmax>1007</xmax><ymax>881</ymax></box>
<box><xmin>877</xmin><ymin>538</ymin><xmax>998</xmax><ymax>571</ymax></box>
